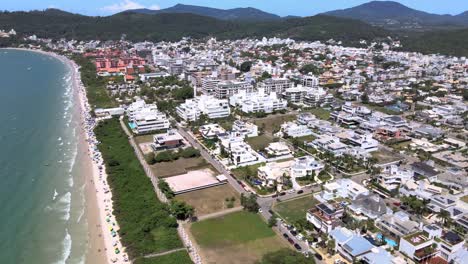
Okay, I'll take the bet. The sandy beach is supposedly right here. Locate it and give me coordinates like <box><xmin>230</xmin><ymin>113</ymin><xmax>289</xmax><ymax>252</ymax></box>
<box><xmin>15</xmin><ymin>48</ymin><xmax>128</xmax><ymax>264</ymax></box>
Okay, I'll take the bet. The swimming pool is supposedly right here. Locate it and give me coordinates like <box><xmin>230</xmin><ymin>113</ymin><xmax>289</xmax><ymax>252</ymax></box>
<box><xmin>377</xmin><ymin>233</ymin><xmax>398</xmax><ymax>247</ymax></box>
<box><xmin>128</xmin><ymin>122</ymin><xmax>137</xmax><ymax>129</ymax></box>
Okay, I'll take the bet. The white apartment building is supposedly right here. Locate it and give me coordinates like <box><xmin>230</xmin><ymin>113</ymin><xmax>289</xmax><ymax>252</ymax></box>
<box><xmin>303</xmin><ymin>87</ymin><xmax>334</xmax><ymax>107</ymax></box>
<box><xmin>201</xmin><ymin>77</ymin><xmax>220</xmax><ymax>95</ymax></box>
<box><xmin>257</xmin><ymin>78</ymin><xmax>293</xmax><ymax>94</ymax></box>
<box><xmin>282</xmin><ymin>85</ymin><xmax>308</xmax><ymax>104</ymax></box>
<box><xmin>215</xmin><ymin>80</ymin><xmax>254</xmax><ymax>99</ymax></box>
<box><xmin>132</xmin><ymin>109</ymin><xmax>170</xmax><ymax>134</ymax></box>
<box><xmin>302</xmin><ymin>75</ymin><xmax>319</xmax><ymax>87</ymax></box>
<box><xmin>280</xmin><ymin>122</ymin><xmax>313</xmax><ymax>138</ymax></box>
<box><xmin>177</xmin><ymin>95</ymin><xmax>230</xmax><ymax>121</ymax></box>
<box><xmin>127</xmin><ymin>99</ymin><xmax>158</xmax><ymax>121</ymax></box>
<box><xmin>229</xmin><ymin>90</ymin><xmax>287</xmax><ymax>114</ymax></box>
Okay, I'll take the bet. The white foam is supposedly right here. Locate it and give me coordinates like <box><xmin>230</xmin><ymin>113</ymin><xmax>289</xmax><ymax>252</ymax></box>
<box><xmin>58</xmin><ymin>192</ymin><xmax>71</xmax><ymax>221</ymax></box>
<box><xmin>52</xmin><ymin>189</ymin><xmax>58</xmax><ymax>201</ymax></box>
<box><xmin>55</xmin><ymin>229</ymin><xmax>72</xmax><ymax>264</ymax></box>
<box><xmin>58</xmin><ymin>137</ymin><xmax>62</xmax><ymax>141</ymax></box>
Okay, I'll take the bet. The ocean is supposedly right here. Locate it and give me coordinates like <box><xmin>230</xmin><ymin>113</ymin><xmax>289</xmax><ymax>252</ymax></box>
<box><xmin>0</xmin><ymin>49</ymin><xmax>88</xmax><ymax>263</ymax></box>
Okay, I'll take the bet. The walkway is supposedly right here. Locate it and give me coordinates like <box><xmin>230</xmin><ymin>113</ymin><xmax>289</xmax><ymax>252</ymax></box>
<box><xmin>142</xmin><ymin>248</ymin><xmax>186</xmax><ymax>259</ymax></box>
<box><xmin>197</xmin><ymin>206</ymin><xmax>243</xmax><ymax>221</ymax></box>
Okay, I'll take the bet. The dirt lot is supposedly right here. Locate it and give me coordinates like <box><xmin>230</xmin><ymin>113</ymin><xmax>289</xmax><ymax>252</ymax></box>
<box><xmin>252</xmin><ymin>113</ymin><xmax>297</xmax><ymax>135</ymax></box>
<box><xmin>176</xmin><ymin>185</ymin><xmax>241</xmax><ymax>216</ymax></box>
<box><xmin>150</xmin><ymin>157</ymin><xmax>215</xmax><ymax>178</ymax></box>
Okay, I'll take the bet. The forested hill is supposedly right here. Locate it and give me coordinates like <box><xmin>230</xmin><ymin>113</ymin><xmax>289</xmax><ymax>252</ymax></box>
<box><xmin>1</xmin><ymin>9</ymin><xmax>467</xmax><ymax>57</ymax></box>
<box><xmin>126</xmin><ymin>3</ymin><xmax>281</xmax><ymax>21</ymax></box>
<box><xmin>0</xmin><ymin>10</ymin><xmax>388</xmax><ymax>44</ymax></box>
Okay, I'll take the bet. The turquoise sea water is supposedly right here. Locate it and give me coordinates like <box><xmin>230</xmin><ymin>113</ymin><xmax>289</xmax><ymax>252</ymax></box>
<box><xmin>0</xmin><ymin>49</ymin><xmax>88</xmax><ymax>263</ymax></box>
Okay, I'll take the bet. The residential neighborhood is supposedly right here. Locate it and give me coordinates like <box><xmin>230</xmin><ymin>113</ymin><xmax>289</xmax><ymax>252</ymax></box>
<box><xmin>20</xmin><ymin>23</ymin><xmax>468</xmax><ymax>264</ymax></box>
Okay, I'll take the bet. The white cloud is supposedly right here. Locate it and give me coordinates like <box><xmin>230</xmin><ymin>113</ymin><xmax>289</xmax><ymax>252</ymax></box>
<box><xmin>149</xmin><ymin>5</ymin><xmax>161</xmax><ymax>10</ymax></box>
<box><xmin>101</xmin><ymin>0</ymin><xmax>151</xmax><ymax>13</ymax></box>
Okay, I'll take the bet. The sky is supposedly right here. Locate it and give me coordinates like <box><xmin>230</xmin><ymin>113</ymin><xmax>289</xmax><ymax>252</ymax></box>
<box><xmin>2</xmin><ymin>0</ymin><xmax>468</xmax><ymax>17</ymax></box>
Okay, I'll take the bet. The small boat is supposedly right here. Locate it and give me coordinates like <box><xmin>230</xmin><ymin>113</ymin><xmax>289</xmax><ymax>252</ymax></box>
<box><xmin>44</xmin><ymin>163</ymin><xmax>50</xmax><ymax>166</ymax></box>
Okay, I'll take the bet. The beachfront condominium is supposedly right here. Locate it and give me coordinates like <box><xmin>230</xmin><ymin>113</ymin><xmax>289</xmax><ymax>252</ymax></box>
<box><xmin>132</xmin><ymin>108</ymin><xmax>170</xmax><ymax>134</ymax></box>
<box><xmin>176</xmin><ymin>95</ymin><xmax>230</xmax><ymax>121</ymax></box>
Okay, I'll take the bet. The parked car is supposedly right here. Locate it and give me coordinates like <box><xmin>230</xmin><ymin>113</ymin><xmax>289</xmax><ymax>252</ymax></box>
<box><xmin>297</xmin><ymin>190</ymin><xmax>304</xmax><ymax>194</ymax></box>
<box><xmin>287</xmin><ymin>238</ymin><xmax>294</xmax><ymax>244</ymax></box>
<box><xmin>290</xmin><ymin>230</ymin><xmax>298</xmax><ymax>236</ymax></box>
<box><xmin>283</xmin><ymin>233</ymin><xmax>289</xmax><ymax>239</ymax></box>
<box><xmin>279</xmin><ymin>192</ymin><xmax>286</xmax><ymax>196</ymax></box>
<box><xmin>314</xmin><ymin>253</ymin><xmax>323</xmax><ymax>260</ymax></box>
<box><xmin>294</xmin><ymin>243</ymin><xmax>302</xmax><ymax>251</ymax></box>
<box><xmin>268</xmin><ymin>209</ymin><xmax>274</xmax><ymax>215</ymax></box>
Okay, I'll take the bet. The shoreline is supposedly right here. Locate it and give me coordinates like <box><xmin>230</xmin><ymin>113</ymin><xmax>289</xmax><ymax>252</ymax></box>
<box><xmin>4</xmin><ymin>48</ymin><xmax>128</xmax><ymax>263</ymax></box>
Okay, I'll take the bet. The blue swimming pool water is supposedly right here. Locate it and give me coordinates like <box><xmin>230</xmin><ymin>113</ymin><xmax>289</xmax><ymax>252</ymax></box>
<box><xmin>128</xmin><ymin>122</ymin><xmax>136</xmax><ymax>129</ymax></box>
<box><xmin>377</xmin><ymin>233</ymin><xmax>398</xmax><ymax>247</ymax></box>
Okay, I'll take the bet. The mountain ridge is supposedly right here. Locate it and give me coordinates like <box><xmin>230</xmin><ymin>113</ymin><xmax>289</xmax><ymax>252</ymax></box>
<box><xmin>323</xmin><ymin>1</ymin><xmax>468</xmax><ymax>30</ymax></box>
<box><xmin>124</xmin><ymin>3</ymin><xmax>281</xmax><ymax>21</ymax></box>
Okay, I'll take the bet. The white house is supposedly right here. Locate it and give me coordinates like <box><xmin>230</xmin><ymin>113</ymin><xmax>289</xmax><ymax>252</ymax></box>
<box><xmin>290</xmin><ymin>155</ymin><xmax>324</xmax><ymax>178</ymax></box>
<box><xmin>319</xmin><ymin>179</ymin><xmax>369</xmax><ymax>201</ymax></box>
<box><xmin>219</xmin><ymin>135</ymin><xmax>259</xmax><ymax>166</ymax></box>
<box><xmin>378</xmin><ymin>165</ymin><xmax>414</xmax><ymax>190</ymax></box>
<box><xmin>265</xmin><ymin>142</ymin><xmax>291</xmax><ymax>157</ymax></box>
<box><xmin>231</xmin><ymin>120</ymin><xmax>258</xmax><ymax>138</ymax></box>
<box><xmin>280</xmin><ymin>122</ymin><xmax>313</xmax><ymax>138</ymax></box>
<box><xmin>257</xmin><ymin>160</ymin><xmax>294</xmax><ymax>187</ymax></box>
<box><xmin>346</xmin><ymin>130</ymin><xmax>379</xmax><ymax>152</ymax></box>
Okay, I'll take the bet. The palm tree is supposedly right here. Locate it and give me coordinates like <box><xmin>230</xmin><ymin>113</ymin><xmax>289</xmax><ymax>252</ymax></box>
<box><xmin>437</xmin><ymin>210</ymin><xmax>451</xmax><ymax>227</ymax></box>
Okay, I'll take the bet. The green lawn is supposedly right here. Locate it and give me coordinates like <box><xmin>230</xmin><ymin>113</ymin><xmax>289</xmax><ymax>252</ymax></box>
<box><xmin>151</xmin><ymin>156</ymin><xmax>211</xmax><ymax>178</ymax></box>
<box><xmin>95</xmin><ymin>118</ymin><xmax>183</xmax><ymax>258</ymax></box>
<box><xmin>273</xmin><ymin>195</ymin><xmax>319</xmax><ymax>224</ymax></box>
<box><xmin>190</xmin><ymin>211</ymin><xmax>287</xmax><ymax>264</ymax></box>
<box><xmin>246</xmin><ymin>135</ymin><xmax>274</xmax><ymax>151</ymax></box>
<box><xmin>134</xmin><ymin>251</ymin><xmax>192</xmax><ymax>264</ymax></box>
<box><xmin>191</xmin><ymin>211</ymin><xmax>275</xmax><ymax>246</ymax></box>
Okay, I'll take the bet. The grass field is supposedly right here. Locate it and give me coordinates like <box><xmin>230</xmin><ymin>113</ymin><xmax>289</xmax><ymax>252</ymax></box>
<box><xmin>246</xmin><ymin>134</ymin><xmax>274</xmax><ymax>151</ymax></box>
<box><xmin>253</xmin><ymin>113</ymin><xmax>297</xmax><ymax>135</ymax></box>
<box><xmin>306</xmin><ymin>108</ymin><xmax>331</xmax><ymax>120</ymax></box>
<box><xmin>190</xmin><ymin>211</ymin><xmax>287</xmax><ymax>264</ymax></box>
<box><xmin>134</xmin><ymin>250</ymin><xmax>192</xmax><ymax>264</ymax></box>
<box><xmin>95</xmin><ymin>118</ymin><xmax>183</xmax><ymax>258</ymax></box>
<box><xmin>273</xmin><ymin>195</ymin><xmax>319</xmax><ymax>224</ymax></box>
<box><xmin>176</xmin><ymin>185</ymin><xmax>241</xmax><ymax>216</ymax></box>
<box><xmin>151</xmin><ymin>156</ymin><xmax>213</xmax><ymax>178</ymax></box>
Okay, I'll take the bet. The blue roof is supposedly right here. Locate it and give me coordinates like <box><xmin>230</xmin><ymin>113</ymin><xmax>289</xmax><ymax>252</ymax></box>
<box><xmin>330</xmin><ymin>228</ymin><xmax>353</xmax><ymax>244</ymax></box>
<box><xmin>343</xmin><ymin>236</ymin><xmax>374</xmax><ymax>256</ymax></box>
<box><xmin>361</xmin><ymin>248</ymin><xmax>393</xmax><ymax>264</ymax></box>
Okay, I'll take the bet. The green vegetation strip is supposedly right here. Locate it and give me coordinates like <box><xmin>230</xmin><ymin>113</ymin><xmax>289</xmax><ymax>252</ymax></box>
<box><xmin>95</xmin><ymin>118</ymin><xmax>183</xmax><ymax>258</ymax></box>
<box><xmin>191</xmin><ymin>211</ymin><xmax>275</xmax><ymax>246</ymax></box>
<box><xmin>72</xmin><ymin>55</ymin><xmax>116</xmax><ymax>109</ymax></box>
<box><xmin>134</xmin><ymin>251</ymin><xmax>193</xmax><ymax>264</ymax></box>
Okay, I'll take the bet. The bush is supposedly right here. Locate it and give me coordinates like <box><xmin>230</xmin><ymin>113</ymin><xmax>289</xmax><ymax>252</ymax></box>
<box><xmin>155</xmin><ymin>151</ymin><xmax>174</xmax><ymax>163</ymax></box>
<box><xmin>158</xmin><ymin>180</ymin><xmax>175</xmax><ymax>199</ymax></box>
<box><xmin>179</xmin><ymin>147</ymin><xmax>200</xmax><ymax>158</ymax></box>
